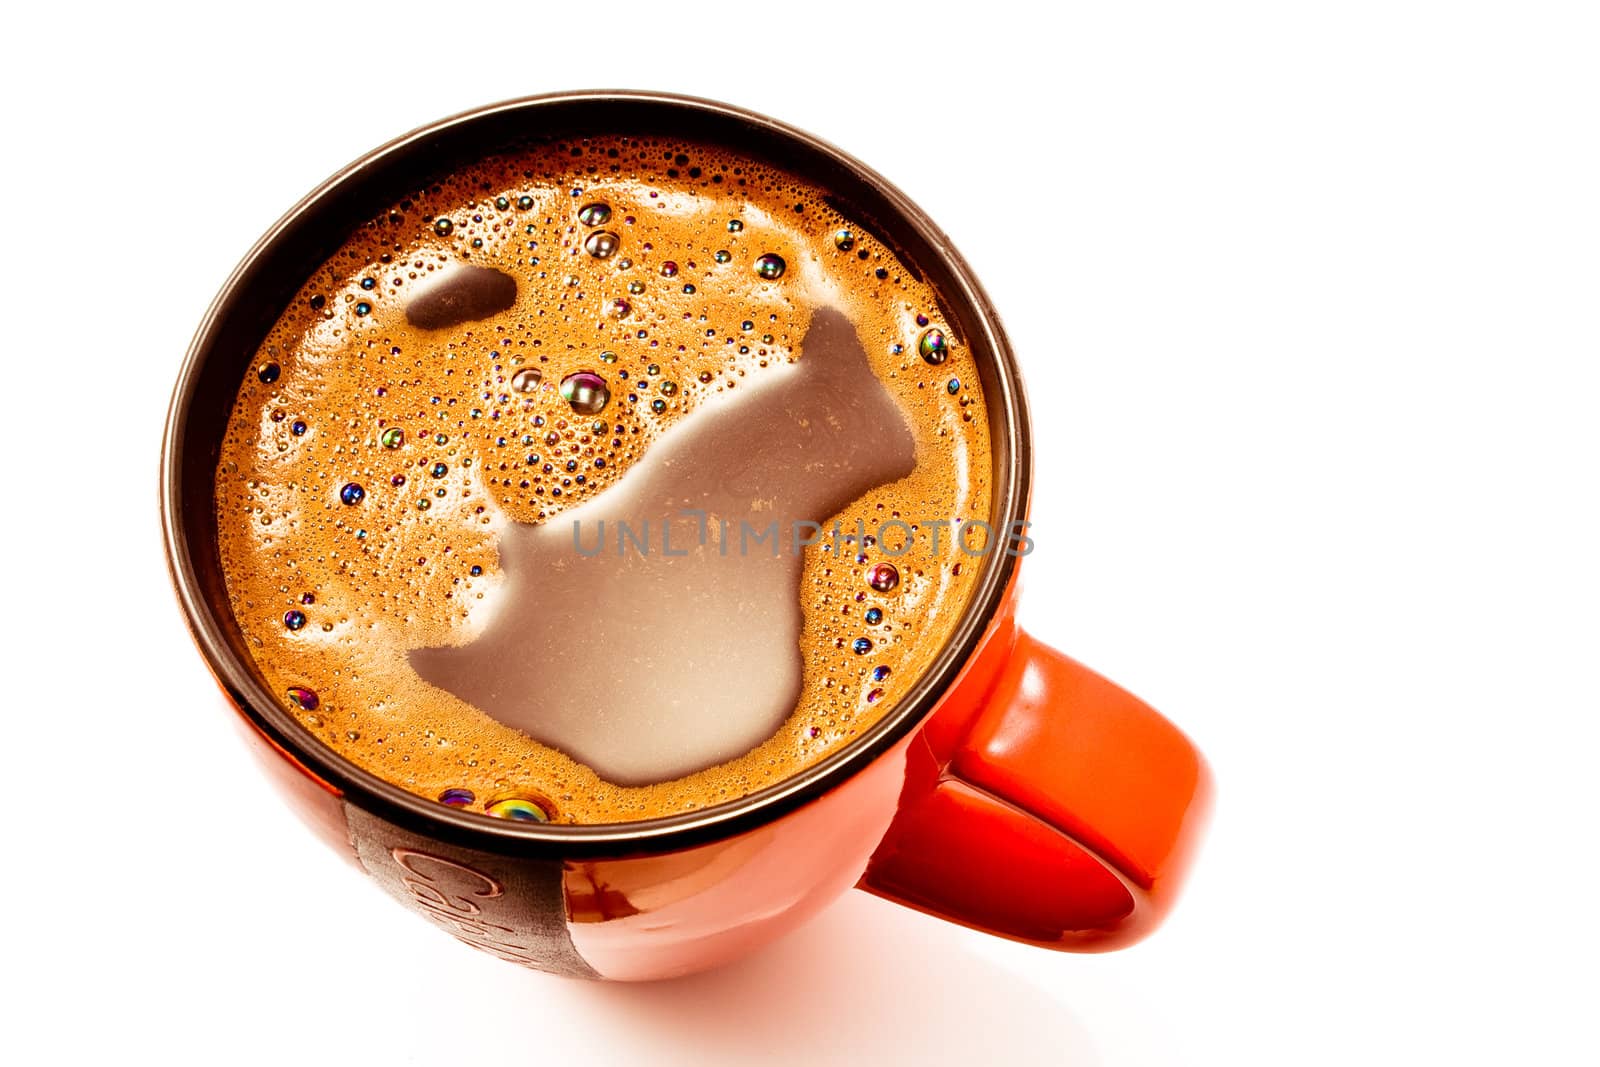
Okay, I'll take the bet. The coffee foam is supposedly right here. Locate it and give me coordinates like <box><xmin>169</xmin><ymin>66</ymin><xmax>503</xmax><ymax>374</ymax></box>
<box><xmin>215</xmin><ymin>135</ymin><xmax>992</xmax><ymax>824</ymax></box>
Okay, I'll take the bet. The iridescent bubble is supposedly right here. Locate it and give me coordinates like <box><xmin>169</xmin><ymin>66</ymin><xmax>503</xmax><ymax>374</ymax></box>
<box><xmin>584</xmin><ymin>230</ymin><xmax>620</xmax><ymax>259</ymax></box>
<box><xmin>516</xmin><ymin>195</ymin><xmax>534</xmax><ymax>210</ymax></box>
<box><xmin>599</xmin><ymin>350</ymin><xmax>618</xmax><ymax>363</ymax></box>
<box><xmin>867</xmin><ymin>687</ymin><xmax>885</xmax><ymax>703</ymax></box>
<box><xmin>486</xmin><ymin>795</ymin><xmax>551</xmax><ymax>822</ymax></box>
<box><xmin>867</xmin><ymin>562</ymin><xmax>899</xmax><ymax>592</ymax></box>
<box><xmin>852</xmin><ymin>637</ymin><xmax>873</xmax><ymax>654</ymax></box>
<box><xmin>834</xmin><ymin>229</ymin><xmax>855</xmax><ymax>251</ymax></box>
<box><xmin>257</xmin><ymin>362</ymin><xmax>280</xmax><ymax>384</ymax></box>
<box><xmin>659</xmin><ymin>381</ymin><xmax>679</xmax><ymax>396</ymax></box>
<box><xmin>660</xmin><ymin>261</ymin><xmax>679</xmax><ymax>278</ymax></box>
<box><xmin>495</xmin><ymin>196</ymin><xmax>510</xmax><ymax>210</ymax></box>
<box><xmin>577</xmin><ymin>202</ymin><xmax>611</xmax><ymax>226</ymax></box>
<box><xmin>946</xmin><ymin>378</ymin><xmax>961</xmax><ymax>395</ymax></box>
<box><xmin>283</xmin><ymin>610</ymin><xmax>307</xmax><ymax>631</ymax></box>
<box><xmin>430</xmin><ymin>462</ymin><xmax>448</xmax><ymax>478</ymax></box>
<box><xmin>354</xmin><ymin>301</ymin><xmax>372</xmax><ymax>316</ymax></box>
<box><xmin>609</xmin><ymin>298</ymin><xmax>631</xmax><ymax>318</ymax></box>
<box><xmin>339</xmin><ymin>482</ymin><xmax>365</xmax><ymax>506</ymax></box>
<box><xmin>511</xmin><ymin>367</ymin><xmax>542</xmax><ymax>393</ymax></box>
<box><xmin>285</xmin><ymin>686</ymin><xmax>319</xmax><ymax>711</ymax></box>
<box><xmin>438</xmin><ymin>788</ymin><xmax>475</xmax><ymax>807</ymax></box>
<box><xmin>714</xmin><ymin>249</ymin><xmax>731</xmax><ymax>263</ymax></box>
<box><xmin>865</xmin><ymin>607</ymin><xmax>883</xmax><ymax>624</ymax></box>
<box><xmin>291</xmin><ymin>420</ymin><xmax>307</xmax><ymax>436</ymax></box>
<box><xmin>416</xmin><ymin>499</ymin><xmax>431</xmax><ymax>511</ymax></box>
<box><xmin>561</xmin><ymin>372</ymin><xmax>611</xmax><ymax>415</ymax></box>
<box><xmin>918</xmin><ymin>328</ymin><xmax>949</xmax><ymax>364</ymax></box>
<box><xmin>871</xmin><ymin>665</ymin><xmax>891</xmax><ymax>682</ymax></box>
<box><xmin>391</xmin><ymin>474</ymin><xmax>406</xmax><ymax>487</ymax></box>
<box><xmin>360</xmin><ymin>277</ymin><xmax>376</xmax><ymax>290</ymax></box>
<box><xmin>627</xmin><ymin>280</ymin><xmax>645</xmax><ymax>295</ymax></box>
<box><xmin>650</xmin><ymin>398</ymin><xmax>666</xmax><ymax>413</ymax></box>
<box><xmin>727</xmin><ymin>219</ymin><xmax>744</xmax><ymax>232</ymax></box>
<box><xmin>469</xmin><ymin>565</ymin><xmax>483</xmax><ymax>576</ymax></box>
<box><xmin>753</xmin><ymin>253</ymin><xmax>786</xmax><ymax>280</ymax></box>
<box><xmin>433</xmin><ymin>218</ymin><xmax>454</xmax><ymax>236</ymax></box>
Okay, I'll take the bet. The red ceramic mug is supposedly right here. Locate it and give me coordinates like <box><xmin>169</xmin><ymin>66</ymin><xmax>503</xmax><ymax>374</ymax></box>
<box><xmin>161</xmin><ymin>91</ymin><xmax>1212</xmax><ymax>980</ymax></box>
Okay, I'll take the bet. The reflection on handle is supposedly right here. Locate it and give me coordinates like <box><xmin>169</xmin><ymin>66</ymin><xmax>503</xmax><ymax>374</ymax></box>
<box><xmin>860</xmin><ymin>629</ymin><xmax>1212</xmax><ymax>951</ymax></box>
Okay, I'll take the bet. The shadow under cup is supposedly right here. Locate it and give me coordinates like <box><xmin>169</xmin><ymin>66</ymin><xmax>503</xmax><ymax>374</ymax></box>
<box><xmin>164</xmin><ymin>92</ymin><xmax>1201</xmax><ymax>982</ymax></box>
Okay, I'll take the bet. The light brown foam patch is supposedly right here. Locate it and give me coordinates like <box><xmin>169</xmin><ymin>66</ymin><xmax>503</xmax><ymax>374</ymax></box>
<box><xmin>215</xmin><ymin>136</ymin><xmax>992</xmax><ymax>823</ymax></box>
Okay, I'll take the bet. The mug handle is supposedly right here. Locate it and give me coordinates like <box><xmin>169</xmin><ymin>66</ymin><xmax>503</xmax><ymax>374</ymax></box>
<box><xmin>859</xmin><ymin>628</ymin><xmax>1213</xmax><ymax>950</ymax></box>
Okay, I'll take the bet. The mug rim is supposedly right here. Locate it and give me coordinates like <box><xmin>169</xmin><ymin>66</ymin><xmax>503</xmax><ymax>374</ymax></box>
<box><xmin>160</xmin><ymin>89</ymin><xmax>1032</xmax><ymax>857</ymax></box>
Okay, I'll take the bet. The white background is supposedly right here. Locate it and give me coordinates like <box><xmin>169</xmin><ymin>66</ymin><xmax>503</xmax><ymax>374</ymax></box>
<box><xmin>4</xmin><ymin>2</ymin><xmax>1596</xmax><ymax>1064</ymax></box>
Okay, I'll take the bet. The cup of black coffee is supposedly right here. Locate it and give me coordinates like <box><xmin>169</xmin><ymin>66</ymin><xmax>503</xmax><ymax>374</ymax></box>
<box><xmin>163</xmin><ymin>91</ymin><xmax>1211</xmax><ymax>979</ymax></box>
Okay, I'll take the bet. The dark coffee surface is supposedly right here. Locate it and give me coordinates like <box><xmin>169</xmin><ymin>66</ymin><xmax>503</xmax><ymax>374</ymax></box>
<box><xmin>215</xmin><ymin>136</ymin><xmax>991</xmax><ymax>823</ymax></box>
<box><xmin>410</xmin><ymin>308</ymin><xmax>916</xmax><ymax>784</ymax></box>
